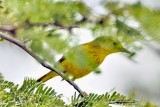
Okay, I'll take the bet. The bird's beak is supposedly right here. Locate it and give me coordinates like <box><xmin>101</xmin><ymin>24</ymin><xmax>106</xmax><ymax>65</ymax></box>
<box><xmin>121</xmin><ymin>48</ymin><xmax>132</xmax><ymax>54</ymax></box>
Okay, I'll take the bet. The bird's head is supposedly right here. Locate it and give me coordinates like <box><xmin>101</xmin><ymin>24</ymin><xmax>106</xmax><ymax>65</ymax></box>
<box><xmin>93</xmin><ymin>36</ymin><xmax>131</xmax><ymax>54</ymax></box>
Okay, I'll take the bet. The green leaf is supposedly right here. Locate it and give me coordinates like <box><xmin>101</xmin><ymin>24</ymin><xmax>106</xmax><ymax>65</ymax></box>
<box><xmin>127</xmin><ymin>2</ymin><xmax>160</xmax><ymax>42</ymax></box>
<box><xmin>44</xmin><ymin>32</ymin><xmax>69</xmax><ymax>53</ymax></box>
<box><xmin>30</xmin><ymin>40</ymin><xmax>55</xmax><ymax>63</ymax></box>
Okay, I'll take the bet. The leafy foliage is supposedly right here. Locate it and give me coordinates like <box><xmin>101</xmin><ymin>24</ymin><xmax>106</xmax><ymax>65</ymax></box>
<box><xmin>0</xmin><ymin>78</ymin><xmax>135</xmax><ymax>107</ymax></box>
<box><xmin>0</xmin><ymin>78</ymin><xmax>65</xmax><ymax>107</ymax></box>
<box><xmin>2</xmin><ymin>0</ymin><xmax>89</xmax><ymax>24</ymax></box>
<box><xmin>70</xmin><ymin>92</ymin><xmax>135</xmax><ymax>107</ymax></box>
<box><xmin>0</xmin><ymin>0</ymin><xmax>90</xmax><ymax>63</ymax></box>
<box><xmin>0</xmin><ymin>0</ymin><xmax>149</xmax><ymax>64</ymax></box>
<box><xmin>127</xmin><ymin>2</ymin><xmax>160</xmax><ymax>42</ymax></box>
<box><xmin>0</xmin><ymin>78</ymin><xmax>157</xmax><ymax>106</ymax></box>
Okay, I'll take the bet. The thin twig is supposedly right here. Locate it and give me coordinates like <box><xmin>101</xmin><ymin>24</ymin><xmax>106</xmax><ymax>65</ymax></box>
<box><xmin>25</xmin><ymin>19</ymin><xmax>80</xmax><ymax>31</ymax></box>
<box><xmin>0</xmin><ymin>32</ymin><xmax>85</xmax><ymax>97</ymax></box>
<box><xmin>107</xmin><ymin>100</ymin><xmax>137</xmax><ymax>105</ymax></box>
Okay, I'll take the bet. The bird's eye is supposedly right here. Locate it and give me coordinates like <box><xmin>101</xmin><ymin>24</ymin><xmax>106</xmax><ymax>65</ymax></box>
<box><xmin>113</xmin><ymin>42</ymin><xmax>118</xmax><ymax>46</ymax></box>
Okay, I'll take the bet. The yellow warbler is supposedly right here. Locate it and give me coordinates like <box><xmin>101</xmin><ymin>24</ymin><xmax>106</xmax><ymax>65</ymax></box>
<box><xmin>37</xmin><ymin>36</ymin><xmax>131</xmax><ymax>82</ymax></box>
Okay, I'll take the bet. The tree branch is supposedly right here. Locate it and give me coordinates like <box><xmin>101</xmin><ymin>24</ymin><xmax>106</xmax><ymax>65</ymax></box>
<box><xmin>0</xmin><ymin>15</ymin><xmax>108</xmax><ymax>35</ymax></box>
<box><xmin>0</xmin><ymin>32</ymin><xmax>85</xmax><ymax>97</ymax></box>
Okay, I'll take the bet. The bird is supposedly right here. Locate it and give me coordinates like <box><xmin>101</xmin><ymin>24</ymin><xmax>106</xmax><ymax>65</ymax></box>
<box><xmin>37</xmin><ymin>36</ymin><xmax>131</xmax><ymax>82</ymax></box>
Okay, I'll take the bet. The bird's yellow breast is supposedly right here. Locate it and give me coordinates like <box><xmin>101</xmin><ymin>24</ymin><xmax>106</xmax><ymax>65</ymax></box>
<box><xmin>60</xmin><ymin>43</ymin><xmax>111</xmax><ymax>80</ymax></box>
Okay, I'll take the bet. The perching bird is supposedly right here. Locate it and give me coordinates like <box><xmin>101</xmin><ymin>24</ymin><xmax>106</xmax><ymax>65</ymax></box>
<box><xmin>37</xmin><ymin>36</ymin><xmax>131</xmax><ymax>82</ymax></box>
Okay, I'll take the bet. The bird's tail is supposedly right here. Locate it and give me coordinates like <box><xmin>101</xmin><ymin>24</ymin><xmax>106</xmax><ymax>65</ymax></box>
<box><xmin>37</xmin><ymin>71</ymin><xmax>58</xmax><ymax>82</ymax></box>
